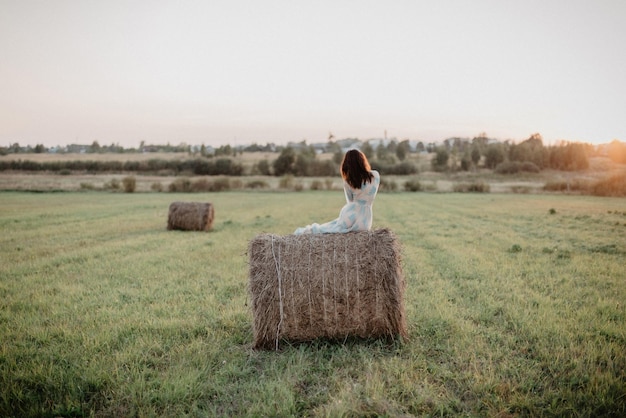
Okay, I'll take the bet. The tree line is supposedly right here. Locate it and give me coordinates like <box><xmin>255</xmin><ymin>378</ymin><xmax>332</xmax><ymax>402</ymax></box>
<box><xmin>0</xmin><ymin>158</ymin><xmax>244</xmax><ymax>176</ymax></box>
<box><xmin>429</xmin><ymin>134</ymin><xmax>597</xmax><ymax>173</ymax></box>
<box><xmin>2</xmin><ymin>135</ymin><xmax>624</xmax><ymax>176</ymax></box>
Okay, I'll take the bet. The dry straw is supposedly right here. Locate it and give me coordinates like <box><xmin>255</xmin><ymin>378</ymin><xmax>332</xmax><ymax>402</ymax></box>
<box><xmin>167</xmin><ymin>201</ymin><xmax>215</xmax><ymax>231</ymax></box>
<box><xmin>248</xmin><ymin>228</ymin><xmax>408</xmax><ymax>349</ymax></box>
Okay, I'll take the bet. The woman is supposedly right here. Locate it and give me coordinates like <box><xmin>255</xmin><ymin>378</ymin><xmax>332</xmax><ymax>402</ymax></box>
<box><xmin>294</xmin><ymin>149</ymin><xmax>380</xmax><ymax>234</ymax></box>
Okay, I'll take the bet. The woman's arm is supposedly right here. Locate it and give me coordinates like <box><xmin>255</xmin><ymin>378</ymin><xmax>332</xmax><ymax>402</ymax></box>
<box><xmin>343</xmin><ymin>181</ymin><xmax>354</xmax><ymax>203</ymax></box>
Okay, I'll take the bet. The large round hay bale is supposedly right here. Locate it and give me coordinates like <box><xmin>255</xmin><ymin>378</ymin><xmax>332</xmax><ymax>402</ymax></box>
<box><xmin>167</xmin><ymin>201</ymin><xmax>214</xmax><ymax>231</ymax></box>
<box><xmin>248</xmin><ymin>228</ymin><xmax>407</xmax><ymax>349</ymax></box>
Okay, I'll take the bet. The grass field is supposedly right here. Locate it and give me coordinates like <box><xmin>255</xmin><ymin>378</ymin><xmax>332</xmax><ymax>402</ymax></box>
<box><xmin>1</xmin><ymin>191</ymin><xmax>625</xmax><ymax>417</ymax></box>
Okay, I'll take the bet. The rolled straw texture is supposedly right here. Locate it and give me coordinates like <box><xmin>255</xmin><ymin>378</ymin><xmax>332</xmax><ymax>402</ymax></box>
<box><xmin>248</xmin><ymin>228</ymin><xmax>407</xmax><ymax>349</ymax></box>
<box><xmin>167</xmin><ymin>202</ymin><xmax>215</xmax><ymax>231</ymax></box>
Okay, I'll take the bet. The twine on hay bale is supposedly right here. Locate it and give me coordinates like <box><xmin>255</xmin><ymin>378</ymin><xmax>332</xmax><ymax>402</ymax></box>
<box><xmin>167</xmin><ymin>201</ymin><xmax>215</xmax><ymax>231</ymax></box>
<box><xmin>248</xmin><ymin>228</ymin><xmax>408</xmax><ymax>350</ymax></box>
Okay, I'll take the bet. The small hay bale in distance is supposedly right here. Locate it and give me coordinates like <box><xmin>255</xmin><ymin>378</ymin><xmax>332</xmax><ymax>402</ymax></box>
<box><xmin>248</xmin><ymin>228</ymin><xmax>408</xmax><ymax>349</ymax></box>
<box><xmin>167</xmin><ymin>201</ymin><xmax>215</xmax><ymax>232</ymax></box>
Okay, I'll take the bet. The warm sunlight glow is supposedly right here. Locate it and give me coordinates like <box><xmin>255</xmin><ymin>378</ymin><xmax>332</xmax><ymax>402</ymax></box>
<box><xmin>607</xmin><ymin>140</ymin><xmax>626</xmax><ymax>163</ymax></box>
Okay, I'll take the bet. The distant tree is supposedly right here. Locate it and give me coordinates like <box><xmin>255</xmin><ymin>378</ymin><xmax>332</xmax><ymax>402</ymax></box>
<box><xmin>485</xmin><ymin>144</ymin><xmax>506</xmax><ymax>169</ymax></box>
<box><xmin>244</xmin><ymin>143</ymin><xmax>261</xmax><ymax>152</ymax></box>
<box><xmin>255</xmin><ymin>159</ymin><xmax>271</xmax><ymax>175</ymax></box>
<box><xmin>432</xmin><ymin>147</ymin><xmax>449</xmax><ymax>171</ymax></box>
<box><xmin>333</xmin><ymin>151</ymin><xmax>343</xmax><ymax>165</ymax></box>
<box><xmin>395</xmin><ymin>146</ymin><xmax>406</xmax><ymax>161</ymax></box>
<box><xmin>215</xmin><ymin>158</ymin><xmax>243</xmax><ymax>175</ymax></box>
<box><xmin>104</xmin><ymin>142</ymin><xmax>123</xmax><ymax>153</ymax></box>
<box><xmin>89</xmin><ymin>141</ymin><xmax>100</xmax><ymax>153</ymax></box>
<box><xmin>471</xmin><ymin>133</ymin><xmax>489</xmax><ymax>156</ymax></box>
<box><xmin>396</xmin><ymin>140</ymin><xmax>411</xmax><ymax>161</ymax></box>
<box><xmin>273</xmin><ymin>147</ymin><xmax>296</xmax><ymax>176</ymax></box>
<box><xmin>361</xmin><ymin>141</ymin><xmax>374</xmax><ymax>160</ymax></box>
<box><xmin>34</xmin><ymin>144</ymin><xmax>46</xmax><ymax>153</ymax></box>
<box><xmin>296</xmin><ymin>144</ymin><xmax>321</xmax><ymax>176</ymax></box>
<box><xmin>376</xmin><ymin>142</ymin><xmax>390</xmax><ymax>161</ymax></box>
<box><xmin>471</xmin><ymin>145</ymin><xmax>481</xmax><ymax>166</ymax></box>
<box><xmin>300</xmin><ymin>142</ymin><xmax>316</xmax><ymax>159</ymax></box>
<box><xmin>509</xmin><ymin>133</ymin><xmax>547</xmax><ymax>168</ymax></box>
<box><xmin>548</xmin><ymin>142</ymin><xmax>589</xmax><ymax>171</ymax></box>
<box><xmin>608</xmin><ymin>140</ymin><xmax>626</xmax><ymax>164</ymax></box>
<box><xmin>460</xmin><ymin>153</ymin><xmax>472</xmax><ymax>171</ymax></box>
<box><xmin>309</xmin><ymin>159</ymin><xmax>337</xmax><ymax>176</ymax></box>
<box><xmin>294</xmin><ymin>153</ymin><xmax>313</xmax><ymax>176</ymax></box>
<box><xmin>451</xmin><ymin>137</ymin><xmax>469</xmax><ymax>154</ymax></box>
<box><xmin>215</xmin><ymin>144</ymin><xmax>232</xmax><ymax>156</ymax></box>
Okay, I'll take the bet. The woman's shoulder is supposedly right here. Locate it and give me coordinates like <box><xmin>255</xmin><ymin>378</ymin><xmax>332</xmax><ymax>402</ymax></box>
<box><xmin>370</xmin><ymin>170</ymin><xmax>380</xmax><ymax>178</ymax></box>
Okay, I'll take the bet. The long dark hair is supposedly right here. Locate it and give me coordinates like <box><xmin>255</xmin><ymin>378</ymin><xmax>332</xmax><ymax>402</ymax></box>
<box><xmin>341</xmin><ymin>149</ymin><xmax>374</xmax><ymax>189</ymax></box>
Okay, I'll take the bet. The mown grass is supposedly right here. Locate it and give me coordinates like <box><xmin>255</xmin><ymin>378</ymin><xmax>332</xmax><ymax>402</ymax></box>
<box><xmin>1</xmin><ymin>191</ymin><xmax>625</xmax><ymax>417</ymax></box>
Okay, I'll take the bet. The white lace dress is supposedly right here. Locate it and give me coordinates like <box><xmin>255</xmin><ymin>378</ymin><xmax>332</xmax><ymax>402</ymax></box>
<box><xmin>294</xmin><ymin>170</ymin><xmax>380</xmax><ymax>234</ymax></box>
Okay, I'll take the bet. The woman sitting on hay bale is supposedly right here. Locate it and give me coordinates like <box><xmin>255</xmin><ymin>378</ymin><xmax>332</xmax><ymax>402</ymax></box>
<box><xmin>295</xmin><ymin>149</ymin><xmax>380</xmax><ymax>234</ymax></box>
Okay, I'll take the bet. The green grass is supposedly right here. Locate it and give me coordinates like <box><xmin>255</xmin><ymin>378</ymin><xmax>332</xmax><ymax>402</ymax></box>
<box><xmin>1</xmin><ymin>191</ymin><xmax>625</xmax><ymax>417</ymax></box>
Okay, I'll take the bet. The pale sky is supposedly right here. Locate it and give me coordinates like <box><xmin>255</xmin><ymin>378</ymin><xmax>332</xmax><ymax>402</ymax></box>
<box><xmin>1</xmin><ymin>0</ymin><xmax>625</xmax><ymax>148</ymax></box>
